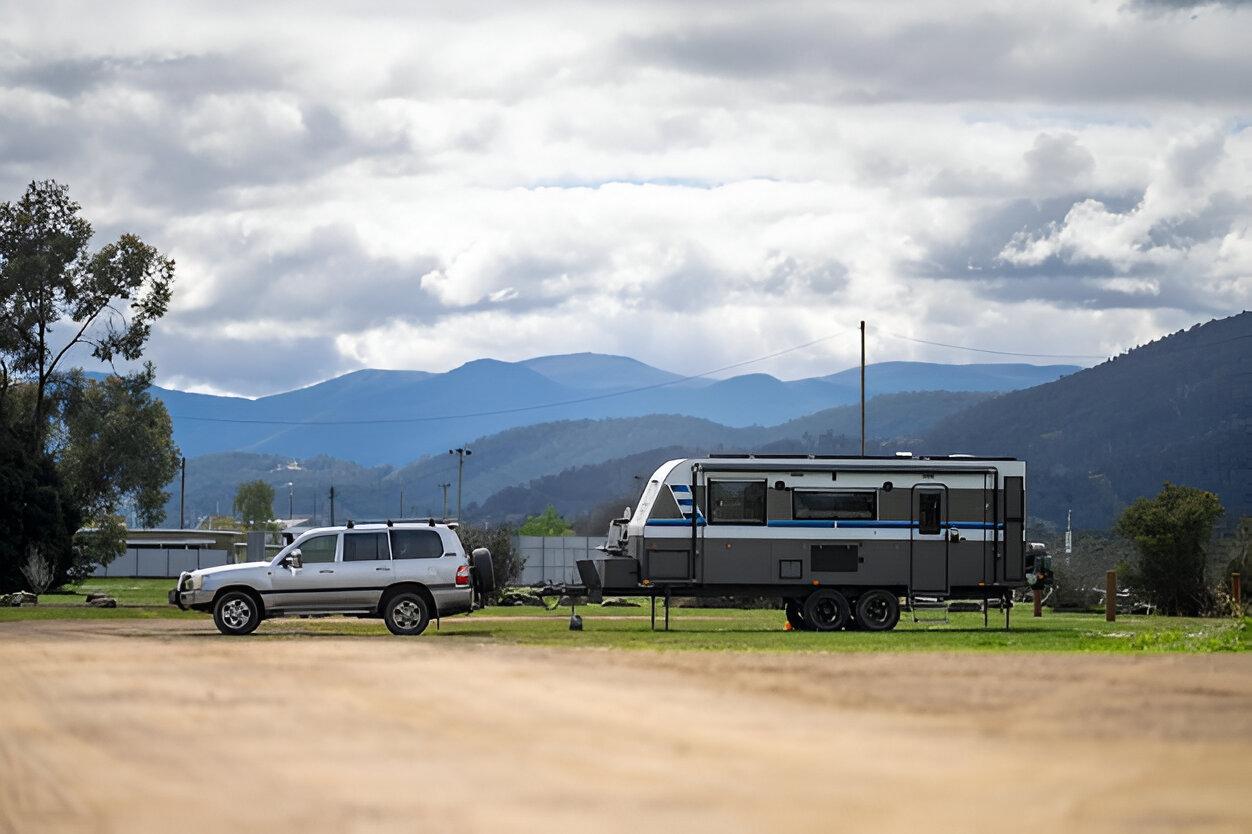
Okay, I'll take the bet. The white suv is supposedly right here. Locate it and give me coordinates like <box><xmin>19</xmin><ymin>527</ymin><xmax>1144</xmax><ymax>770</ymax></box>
<box><xmin>168</xmin><ymin>521</ymin><xmax>494</xmax><ymax>635</ymax></box>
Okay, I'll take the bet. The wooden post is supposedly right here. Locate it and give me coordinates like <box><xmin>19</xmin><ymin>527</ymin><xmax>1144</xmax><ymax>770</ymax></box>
<box><xmin>1105</xmin><ymin>570</ymin><xmax>1116</xmax><ymax>622</ymax></box>
<box><xmin>1033</xmin><ymin>588</ymin><xmax>1042</xmax><ymax>618</ymax></box>
<box><xmin>1233</xmin><ymin>573</ymin><xmax>1241</xmax><ymax>617</ymax></box>
<box><xmin>859</xmin><ymin>320</ymin><xmax>866</xmax><ymax>457</ymax></box>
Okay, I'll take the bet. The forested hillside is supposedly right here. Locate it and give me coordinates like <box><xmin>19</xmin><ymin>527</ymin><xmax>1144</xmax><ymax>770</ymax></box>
<box><xmin>164</xmin><ymin>390</ymin><xmax>988</xmax><ymax>524</ymax></box>
<box><xmin>925</xmin><ymin>313</ymin><xmax>1252</xmax><ymax>528</ymax></box>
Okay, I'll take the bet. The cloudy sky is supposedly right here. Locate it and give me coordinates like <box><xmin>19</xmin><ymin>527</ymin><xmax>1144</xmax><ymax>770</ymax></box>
<box><xmin>2</xmin><ymin>0</ymin><xmax>1250</xmax><ymax>396</ymax></box>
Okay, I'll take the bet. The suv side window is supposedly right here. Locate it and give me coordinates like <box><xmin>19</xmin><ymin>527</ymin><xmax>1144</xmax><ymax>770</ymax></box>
<box><xmin>342</xmin><ymin>532</ymin><xmax>390</xmax><ymax>562</ymax></box>
<box><xmin>391</xmin><ymin>529</ymin><xmax>444</xmax><ymax>559</ymax></box>
<box><xmin>298</xmin><ymin>534</ymin><xmax>338</xmax><ymax>563</ymax></box>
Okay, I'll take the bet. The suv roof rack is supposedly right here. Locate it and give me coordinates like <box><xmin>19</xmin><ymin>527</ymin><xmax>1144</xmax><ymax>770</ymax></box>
<box><xmin>339</xmin><ymin>517</ymin><xmax>459</xmax><ymax>527</ymax></box>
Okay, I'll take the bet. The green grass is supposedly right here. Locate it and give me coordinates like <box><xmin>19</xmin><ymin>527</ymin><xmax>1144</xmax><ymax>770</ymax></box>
<box><xmin>0</xmin><ymin>605</ymin><xmax>201</xmax><ymax>621</ymax></box>
<box><xmin>4</xmin><ymin>579</ymin><xmax>1246</xmax><ymax>653</ymax></box>
<box><xmin>55</xmin><ymin>577</ymin><xmax>177</xmax><ymax>606</ymax></box>
<box><xmin>404</xmin><ymin>608</ymin><xmax>1249</xmax><ymax>653</ymax></box>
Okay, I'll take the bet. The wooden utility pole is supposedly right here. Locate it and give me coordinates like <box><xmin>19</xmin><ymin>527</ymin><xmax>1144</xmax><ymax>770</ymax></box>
<box><xmin>1033</xmin><ymin>588</ymin><xmax>1042</xmax><ymax>617</ymax></box>
<box><xmin>438</xmin><ymin>482</ymin><xmax>451</xmax><ymax>519</ymax></box>
<box><xmin>448</xmin><ymin>448</ymin><xmax>471</xmax><ymax>519</ymax></box>
<box><xmin>328</xmin><ymin>485</ymin><xmax>336</xmax><ymax>526</ymax></box>
<box><xmin>178</xmin><ymin>456</ymin><xmax>186</xmax><ymax>528</ymax></box>
<box><xmin>859</xmin><ymin>320</ymin><xmax>866</xmax><ymax>456</ymax></box>
<box><xmin>1106</xmin><ymin>570</ymin><xmax>1117</xmax><ymax>622</ymax></box>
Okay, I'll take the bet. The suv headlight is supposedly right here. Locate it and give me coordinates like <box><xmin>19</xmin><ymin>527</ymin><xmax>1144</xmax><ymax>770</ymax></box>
<box><xmin>188</xmin><ymin>574</ymin><xmax>204</xmax><ymax>591</ymax></box>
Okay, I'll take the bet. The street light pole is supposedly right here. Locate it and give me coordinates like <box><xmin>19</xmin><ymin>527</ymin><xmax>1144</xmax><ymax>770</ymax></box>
<box><xmin>286</xmin><ymin>482</ymin><xmax>293</xmax><ymax>520</ymax></box>
<box><xmin>448</xmin><ymin>448</ymin><xmax>472</xmax><ymax>519</ymax></box>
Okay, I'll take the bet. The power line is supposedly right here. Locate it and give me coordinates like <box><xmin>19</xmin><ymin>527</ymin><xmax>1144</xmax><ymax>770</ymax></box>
<box><xmin>870</xmin><ymin>327</ymin><xmax>1107</xmax><ymax>360</ymax></box>
<box><xmin>169</xmin><ymin>327</ymin><xmax>859</xmax><ymax>426</ymax></box>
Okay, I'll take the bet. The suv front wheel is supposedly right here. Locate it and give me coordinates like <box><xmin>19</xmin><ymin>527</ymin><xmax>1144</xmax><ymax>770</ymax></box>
<box><xmin>213</xmin><ymin>590</ymin><xmax>262</xmax><ymax>635</ymax></box>
<box><xmin>383</xmin><ymin>592</ymin><xmax>431</xmax><ymax>636</ymax></box>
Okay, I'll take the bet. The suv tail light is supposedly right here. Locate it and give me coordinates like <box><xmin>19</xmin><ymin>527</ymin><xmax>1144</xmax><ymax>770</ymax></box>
<box><xmin>455</xmin><ymin>564</ymin><xmax>471</xmax><ymax>587</ymax></box>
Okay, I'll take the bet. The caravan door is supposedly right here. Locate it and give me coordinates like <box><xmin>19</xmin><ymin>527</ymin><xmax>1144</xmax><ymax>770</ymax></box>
<box><xmin>910</xmin><ymin>485</ymin><xmax>949</xmax><ymax>594</ymax></box>
<box><xmin>642</xmin><ymin>482</ymin><xmax>700</xmax><ymax>583</ymax></box>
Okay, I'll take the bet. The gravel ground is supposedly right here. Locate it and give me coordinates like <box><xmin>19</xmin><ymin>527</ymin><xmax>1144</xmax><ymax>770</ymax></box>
<box><xmin>1</xmin><ymin>618</ymin><xmax>1248</xmax><ymax>834</ymax></box>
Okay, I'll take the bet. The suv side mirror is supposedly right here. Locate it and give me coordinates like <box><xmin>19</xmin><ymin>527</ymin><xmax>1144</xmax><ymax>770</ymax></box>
<box><xmin>283</xmin><ymin>549</ymin><xmax>303</xmax><ymax>569</ymax></box>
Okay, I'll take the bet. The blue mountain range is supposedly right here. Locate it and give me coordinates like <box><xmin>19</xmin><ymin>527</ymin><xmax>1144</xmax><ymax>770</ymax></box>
<box><xmin>143</xmin><ymin>354</ymin><xmax>1079</xmax><ymax>465</ymax></box>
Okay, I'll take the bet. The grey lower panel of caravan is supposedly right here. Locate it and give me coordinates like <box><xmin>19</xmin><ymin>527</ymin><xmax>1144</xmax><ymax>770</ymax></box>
<box><xmin>588</xmin><ymin>534</ymin><xmax>1022</xmax><ymax>597</ymax></box>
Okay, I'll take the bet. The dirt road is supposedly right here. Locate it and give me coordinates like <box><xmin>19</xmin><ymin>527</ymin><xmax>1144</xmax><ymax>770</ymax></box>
<box><xmin>2</xmin><ymin>619</ymin><xmax>1248</xmax><ymax>833</ymax></box>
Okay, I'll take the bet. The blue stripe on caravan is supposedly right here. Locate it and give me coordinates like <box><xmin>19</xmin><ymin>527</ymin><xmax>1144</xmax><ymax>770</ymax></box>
<box><xmin>950</xmin><ymin>521</ymin><xmax>1004</xmax><ymax>530</ymax></box>
<box><xmin>671</xmin><ymin>484</ymin><xmax>691</xmax><ymax>493</ymax></box>
<box><xmin>676</xmin><ymin>498</ymin><xmax>693</xmax><ymax>505</ymax></box>
<box><xmin>647</xmin><ymin>518</ymin><xmax>706</xmax><ymax>527</ymax></box>
<box><xmin>766</xmin><ymin>520</ymin><xmax>836</xmax><ymax>528</ymax></box>
<box><xmin>836</xmin><ymin>520</ymin><xmax>914</xmax><ymax>528</ymax></box>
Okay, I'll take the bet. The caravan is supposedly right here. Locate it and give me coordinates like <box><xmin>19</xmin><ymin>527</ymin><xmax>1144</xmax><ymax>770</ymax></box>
<box><xmin>583</xmin><ymin>454</ymin><xmax>1033</xmax><ymax>631</ymax></box>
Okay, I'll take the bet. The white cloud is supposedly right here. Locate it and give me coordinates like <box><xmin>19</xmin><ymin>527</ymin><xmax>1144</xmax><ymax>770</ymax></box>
<box><xmin>0</xmin><ymin>0</ymin><xmax>1249</xmax><ymax>396</ymax></box>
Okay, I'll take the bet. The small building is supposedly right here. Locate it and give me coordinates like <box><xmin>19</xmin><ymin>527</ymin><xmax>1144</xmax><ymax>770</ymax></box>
<box><xmin>91</xmin><ymin>528</ymin><xmax>245</xmax><ymax>578</ymax></box>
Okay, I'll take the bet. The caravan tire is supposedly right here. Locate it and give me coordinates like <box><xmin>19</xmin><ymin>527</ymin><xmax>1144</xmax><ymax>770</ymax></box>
<box><xmin>803</xmin><ymin>590</ymin><xmax>850</xmax><ymax>632</ymax></box>
<box><xmin>784</xmin><ymin>599</ymin><xmax>812</xmax><ymax>631</ymax></box>
<box><xmin>854</xmin><ymin>589</ymin><xmax>900</xmax><ymax>632</ymax></box>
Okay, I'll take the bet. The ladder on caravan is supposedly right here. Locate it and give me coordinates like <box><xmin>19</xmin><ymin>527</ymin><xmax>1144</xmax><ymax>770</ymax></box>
<box><xmin>907</xmin><ymin>590</ymin><xmax>950</xmax><ymax>624</ymax></box>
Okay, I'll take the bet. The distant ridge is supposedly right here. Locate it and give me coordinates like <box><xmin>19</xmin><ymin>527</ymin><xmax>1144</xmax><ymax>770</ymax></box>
<box><xmin>142</xmin><ymin>355</ymin><xmax>1077</xmax><ymax>465</ymax></box>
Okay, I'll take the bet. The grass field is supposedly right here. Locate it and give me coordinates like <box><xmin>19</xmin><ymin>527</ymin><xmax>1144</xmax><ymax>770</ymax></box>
<box><xmin>3</xmin><ymin>577</ymin><xmax>1246</xmax><ymax>652</ymax></box>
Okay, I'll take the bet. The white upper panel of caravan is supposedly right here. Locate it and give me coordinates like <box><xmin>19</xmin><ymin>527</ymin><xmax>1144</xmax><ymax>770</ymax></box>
<box><xmin>626</xmin><ymin>456</ymin><xmax>1025</xmax><ymax>535</ymax></box>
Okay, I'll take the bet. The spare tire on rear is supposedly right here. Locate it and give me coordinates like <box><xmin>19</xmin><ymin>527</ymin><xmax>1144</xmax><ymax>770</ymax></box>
<box><xmin>471</xmin><ymin>547</ymin><xmax>496</xmax><ymax>596</ymax></box>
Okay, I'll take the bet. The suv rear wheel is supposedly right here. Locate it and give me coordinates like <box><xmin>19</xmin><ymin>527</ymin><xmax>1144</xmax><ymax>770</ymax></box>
<box><xmin>383</xmin><ymin>592</ymin><xmax>431</xmax><ymax>636</ymax></box>
<box><xmin>213</xmin><ymin>590</ymin><xmax>261</xmax><ymax>636</ymax></box>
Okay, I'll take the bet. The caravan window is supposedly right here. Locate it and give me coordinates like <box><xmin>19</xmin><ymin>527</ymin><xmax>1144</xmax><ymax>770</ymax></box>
<box><xmin>793</xmin><ymin>491</ymin><xmax>877</xmax><ymax>521</ymax></box>
<box><xmin>918</xmin><ymin>493</ymin><xmax>943</xmax><ymax>535</ymax></box>
<box><xmin>708</xmin><ymin>480</ymin><xmax>766</xmax><ymax>525</ymax></box>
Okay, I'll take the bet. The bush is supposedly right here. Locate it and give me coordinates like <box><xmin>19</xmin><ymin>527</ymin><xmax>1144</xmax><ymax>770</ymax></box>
<box><xmin>1115</xmin><ymin>483</ymin><xmax>1224</xmax><ymax>616</ymax></box>
<box><xmin>456</xmin><ymin>522</ymin><xmax>522</xmax><ymax>600</ymax></box>
<box><xmin>1043</xmin><ymin>530</ymin><xmax>1135</xmax><ymax>611</ymax></box>
<box><xmin>518</xmin><ymin>505</ymin><xmax>573</xmax><ymax>536</ymax></box>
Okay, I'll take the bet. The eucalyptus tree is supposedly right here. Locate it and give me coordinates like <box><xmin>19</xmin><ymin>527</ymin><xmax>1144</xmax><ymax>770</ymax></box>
<box><xmin>0</xmin><ymin>180</ymin><xmax>179</xmax><ymax>587</ymax></box>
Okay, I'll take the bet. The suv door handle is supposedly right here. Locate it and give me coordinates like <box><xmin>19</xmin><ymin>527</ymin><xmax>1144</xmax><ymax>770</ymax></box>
<box><xmin>318</xmin><ymin>569</ymin><xmax>334</xmax><ymax>574</ymax></box>
<box><xmin>375</xmin><ymin>567</ymin><xmax>391</xmax><ymax>571</ymax></box>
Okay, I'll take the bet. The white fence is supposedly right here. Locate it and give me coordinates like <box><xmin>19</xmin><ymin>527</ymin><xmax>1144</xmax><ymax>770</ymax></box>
<box><xmin>515</xmin><ymin>536</ymin><xmax>599</xmax><ymax>586</ymax></box>
<box><xmin>91</xmin><ymin>548</ymin><xmax>231</xmax><ymax>578</ymax></box>
<box><xmin>92</xmin><ymin>537</ymin><xmax>599</xmax><ymax>583</ymax></box>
